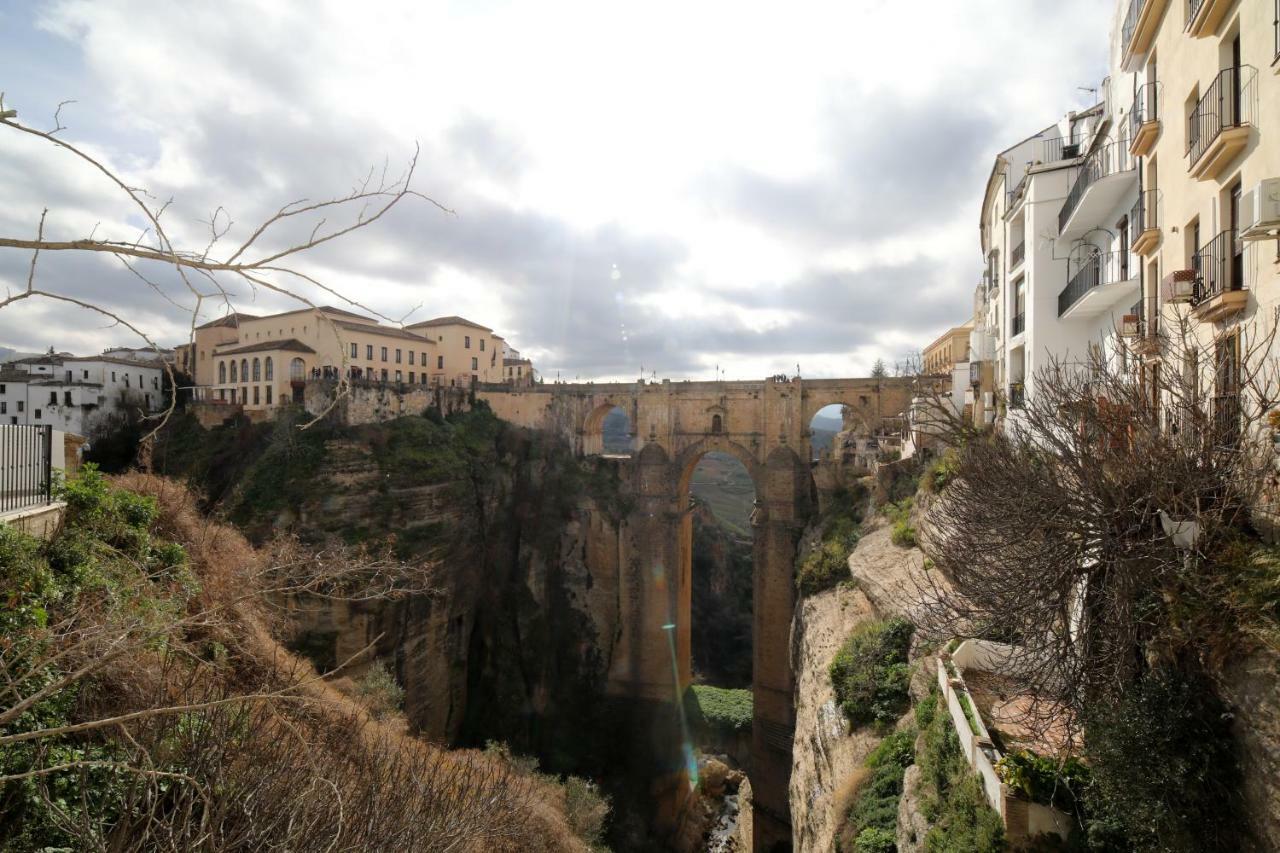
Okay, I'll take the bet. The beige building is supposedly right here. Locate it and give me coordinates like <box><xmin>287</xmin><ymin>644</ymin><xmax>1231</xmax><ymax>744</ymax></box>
<box><xmin>403</xmin><ymin>316</ymin><xmax>504</xmax><ymax>386</ymax></box>
<box><xmin>922</xmin><ymin>323</ymin><xmax>974</xmax><ymax>375</ymax></box>
<box><xmin>1115</xmin><ymin>0</ymin><xmax>1280</xmax><ymax>437</ymax></box>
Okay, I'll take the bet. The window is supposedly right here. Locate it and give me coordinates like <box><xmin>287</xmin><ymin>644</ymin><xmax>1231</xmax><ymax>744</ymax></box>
<box><xmin>381</xmin><ymin>346</ymin><xmax>388</xmax><ymax>361</ymax></box>
<box><xmin>48</xmin><ymin>392</ymin><xmax>57</xmax><ymax>405</ymax></box>
<box><xmin>290</xmin><ymin>358</ymin><xmax>305</xmax><ymax>380</ymax></box>
<box><xmin>480</xmin><ymin>339</ymin><xmax>485</xmax><ymax>351</ymax></box>
<box><xmin>395</xmin><ymin>348</ymin><xmax>402</xmax><ymax>364</ymax></box>
<box><xmin>0</xmin><ymin>403</ymin><xmax>5</xmax><ymax>414</ymax></box>
<box><xmin>409</xmin><ymin>371</ymin><xmax>416</xmax><ymax>383</ymax></box>
<box><xmin>265</xmin><ymin>357</ymin><xmax>274</xmax><ymax>380</ymax></box>
<box><xmin>409</xmin><ymin>351</ymin><xmax>415</xmax><ymax>365</ymax></box>
<box><xmin>395</xmin><ymin>370</ymin><xmax>403</xmax><ymax>382</ymax></box>
<box><xmin>266</xmin><ymin>385</ymin><xmax>273</xmax><ymax>404</ymax></box>
<box><xmin>366</xmin><ymin>344</ymin><xmax>374</xmax><ymax>360</ymax></box>
<box><xmin>381</xmin><ymin>369</ymin><xmax>388</xmax><ymax>381</ymax></box>
<box><xmin>351</xmin><ymin>342</ymin><xmax>358</xmax><ymax>358</ymax></box>
<box><xmin>438</xmin><ymin>355</ymin><xmax>444</xmax><ymax>369</ymax></box>
<box><xmin>219</xmin><ymin>362</ymin><xmax>227</xmax><ymax>383</ymax></box>
<box><xmin>65</xmin><ymin>391</ymin><xmax>72</xmax><ymax>406</ymax></box>
<box><xmin>34</xmin><ymin>409</ymin><xmax>41</xmax><ymax>420</ymax></box>
<box><xmin>240</xmin><ymin>360</ymin><xmax>248</xmax><ymax>382</ymax></box>
<box><xmin>711</xmin><ymin>414</ymin><xmax>723</xmax><ymax>434</ymax></box>
<box><xmin>253</xmin><ymin>386</ymin><xmax>260</xmax><ymax>405</ymax></box>
<box><xmin>0</xmin><ymin>384</ymin><xmax>4</xmax><ymax>393</ymax></box>
<box><xmin>1215</xmin><ymin>333</ymin><xmax>1241</xmax><ymax>445</ymax></box>
<box><xmin>17</xmin><ymin>401</ymin><xmax>23</xmax><ymax>412</ymax></box>
<box><xmin>252</xmin><ymin>358</ymin><xmax>261</xmax><ymax>381</ymax></box>
<box><xmin>144</xmin><ymin>393</ymin><xmax>151</xmax><ymax>408</ymax></box>
<box><xmin>83</xmin><ymin>370</ymin><xmax>88</xmax><ymax>379</ymax></box>
<box><xmin>111</xmin><ymin>371</ymin><xmax>116</xmax><ymax>382</ymax></box>
<box><xmin>219</xmin><ymin>389</ymin><xmax>226</xmax><ymax>402</ymax></box>
<box><xmin>465</xmin><ymin>335</ymin><xmax>471</xmax><ymax>349</ymax></box>
<box><xmin>471</xmin><ymin>357</ymin><xmax>478</xmax><ymax>370</ymax></box>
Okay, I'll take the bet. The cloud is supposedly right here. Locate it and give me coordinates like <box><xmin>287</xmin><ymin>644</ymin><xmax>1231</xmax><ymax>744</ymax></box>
<box><xmin>0</xmin><ymin>0</ymin><xmax>1112</xmax><ymax>380</ymax></box>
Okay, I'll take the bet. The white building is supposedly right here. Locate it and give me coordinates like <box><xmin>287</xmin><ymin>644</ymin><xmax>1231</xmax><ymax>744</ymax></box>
<box><xmin>0</xmin><ymin>351</ymin><xmax>166</xmax><ymax>437</ymax></box>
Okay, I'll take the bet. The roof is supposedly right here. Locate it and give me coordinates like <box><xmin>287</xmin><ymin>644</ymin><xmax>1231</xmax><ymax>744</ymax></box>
<box><xmin>216</xmin><ymin>339</ymin><xmax>317</xmax><ymax>356</ymax></box>
<box><xmin>196</xmin><ymin>312</ymin><xmax>257</xmax><ymax>330</ymax></box>
<box><xmin>65</xmin><ymin>355</ymin><xmax>166</xmax><ymax>368</ymax></box>
<box><xmin>333</xmin><ymin>320</ymin><xmax>435</xmax><ymax>343</ymax></box>
<box><xmin>12</xmin><ymin>353</ymin><xmax>73</xmax><ymax>365</ymax></box>
<box><xmin>405</xmin><ymin>315</ymin><xmax>493</xmax><ymax>332</ymax></box>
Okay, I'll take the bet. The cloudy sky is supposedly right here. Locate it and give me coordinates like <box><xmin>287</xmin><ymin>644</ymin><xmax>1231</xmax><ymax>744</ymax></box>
<box><xmin>0</xmin><ymin>0</ymin><xmax>1112</xmax><ymax>381</ymax></box>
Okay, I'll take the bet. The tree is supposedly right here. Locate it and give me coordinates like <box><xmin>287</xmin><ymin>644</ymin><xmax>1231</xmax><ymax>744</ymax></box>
<box><xmin>871</xmin><ymin>358</ymin><xmax>888</xmax><ymax>379</ymax></box>
<box><xmin>0</xmin><ymin>94</ymin><xmax>448</xmax><ymax>444</ymax></box>
<box><xmin>915</xmin><ymin>312</ymin><xmax>1280</xmax><ymax>849</ymax></box>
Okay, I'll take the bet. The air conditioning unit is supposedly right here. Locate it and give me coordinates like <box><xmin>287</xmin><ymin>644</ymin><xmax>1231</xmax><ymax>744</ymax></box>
<box><xmin>1120</xmin><ymin>314</ymin><xmax>1141</xmax><ymax>337</ymax></box>
<box><xmin>1163</xmin><ymin>269</ymin><xmax>1196</xmax><ymax>303</ymax></box>
<box><xmin>1240</xmin><ymin>177</ymin><xmax>1280</xmax><ymax>241</ymax></box>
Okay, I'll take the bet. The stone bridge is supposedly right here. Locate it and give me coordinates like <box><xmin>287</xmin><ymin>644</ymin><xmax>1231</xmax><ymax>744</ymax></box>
<box><xmin>479</xmin><ymin>376</ymin><xmax>913</xmax><ymax>849</ymax></box>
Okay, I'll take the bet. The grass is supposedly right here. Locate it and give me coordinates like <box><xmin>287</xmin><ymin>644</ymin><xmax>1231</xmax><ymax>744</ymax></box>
<box><xmin>684</xmin><ymin>684</ymin><xmax>753</xmax><ymax>736</ymax></box>
<box><xmin>914</xmin><ymin>689</ymin><xmax>1005</xmax><ymax>852</ymax></box>
<box><xmin>836</xmin><ymin>727</ymin><xmax>917</xmax><ymax>852</ymax></box>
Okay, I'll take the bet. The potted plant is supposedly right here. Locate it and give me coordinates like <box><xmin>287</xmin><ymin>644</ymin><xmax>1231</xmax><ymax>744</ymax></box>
<box><xmin>1163</xmin><ymin>268</ymin><xmax>1196</xmax><ymax>303</ymax></box>
<box><xmin>1120</xmin><ymin>314</ymin><xmax>1141</xmax><ymax>337</ymax></box>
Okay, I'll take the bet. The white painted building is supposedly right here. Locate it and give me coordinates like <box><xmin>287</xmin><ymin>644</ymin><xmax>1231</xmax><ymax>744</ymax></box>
<box><xmin>0</xmin><ymin>351</ymin><xmax>166</xmax><ymax>437</ymax></box>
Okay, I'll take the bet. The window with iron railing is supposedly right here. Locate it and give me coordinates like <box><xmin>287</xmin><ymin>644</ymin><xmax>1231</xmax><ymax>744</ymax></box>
<box><xmin>1192</xmin><ymin>229</ymin><xmax>1245</xmax><ymax>304</ymax></box>
<box><xmin>1009</xmin><ymin>382</ymin><xmax>1026</xmax><ymax>409</ymax></box>
<box><xmin>1187</xmin><ymin>66</ymin><xmax>1252</xmax><ymax>167</ymax></box>
<box><xmin>1129</xmin><ymin>81</ymin><xmax>1159</xmax><ymax>140</ymax></box>
<box><xmin>1129</xmin><ymin>190</ymin><xmax>1158</xmax><ymax>242</ymax></box>
<box><xmin>1010</xmin><ymin>240</ymin><xmax>1025</xmax><ymax>269</ymax></box>
<box><xmin>1012</xmin><ymin>311</ymin><xmax>1025</xmax><ymax>336</ymax></box>
<box><xmin>1122</xmin><ymin>0</ymin><xmax>1142</xmax><ymax>55</ymax></box>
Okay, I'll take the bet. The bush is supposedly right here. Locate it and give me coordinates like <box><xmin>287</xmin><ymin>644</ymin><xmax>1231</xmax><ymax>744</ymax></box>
<box><xmin>920</xmin><ymin>450</ymin><xmax>958</xmax><ymax>494</ymax></box>
<box><xmin>913</xmin><ymin>688</ymin><xmax>1005</xmax><ymax>852</ymax></box>
<box><xmin>853</xmin><ymin>826</ymin><xmax>897</xmax><ymax>853</ymax></box>
<box><xmin>355</xmin><ymin>661</ymin><xmax>405</xmax><ymax>719</ymax></box>
<box><xmin>563</xmin><ymin>776</ymin><xmax>611</xmax><ymax>846</ymax></box>
<box><xmin>837</xmin><ymin>728</ymin><xmax>916</xmax><ymax>852</ymax></box>
<box><xmin>685</xmin><ymin>684</ymin><xmax>753</xmax><ymax>736</ymax></box>
<box><xmin>995</xmin><ymin>749</ymin><xmax>1089</xmax><ymax>813</ymax></box>
<box><xmin>891</xmin><ymin>519</ymin><xmax>918</xmax><ymax>548</ymax></box>
<box><xmin>830</xmin><ymin>618</ymin><xmax>914</xmax><ymax>728</ymax></box>
<box><xmin>881</xmin><ymin>497</ymin><xmax>918</xmax><ymax>548</ymax></box>
<box><xmin>797</xmin><ymin>538</ymin><xmax>853</xmax><ymax>596</ymax></box>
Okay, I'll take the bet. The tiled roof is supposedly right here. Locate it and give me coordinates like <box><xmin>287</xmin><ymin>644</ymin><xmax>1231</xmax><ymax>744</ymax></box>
<box><xmin>405</xmin><ymin>315</ymin><xmax>493</xmax><ymax>332</ymax></box>
<box><xmin>333</xmin><ymin>320</ymin><xmax>434</xmax><ymax>343</ymax></box>
<box><xmin>217</xmin><ymin>338</ymin><xmax>317</xmax><ymax>356</ymax></box>
<box><xmin>196</xmin><ymin>312</ymin><xmax>257</xmax><ymax>330</ymax></box>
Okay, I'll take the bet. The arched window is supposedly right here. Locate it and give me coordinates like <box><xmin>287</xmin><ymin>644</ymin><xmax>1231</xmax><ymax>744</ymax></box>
<box><xmin>252</xmin><ymin>358</ymin><xmax>261</xmax><ymax>381</ymax></box>
<box><xmin>711</xmin><ymin>414</ymin><xmax>723</xmax><ymax>434</ymax></box>
<box><xmin>264</xmin><ymin>357</ymin><xmax>273</xmax><ymax>380</ymax></box>
<box><xmin>240</xmin><ymin>359</ymin><xmax>248</xmax><ymax>383</ymax></box>
<box><xmin>230</xmin><ymin>361</ymin><xmax>238</xmax><ymax>382</ymax></box>
<box><xmin>219</xmin><ymin>361</ymin><xmax>227</xmax><ymax>383</ymax></box>
<box><xmin>290</xmin><ymin>358</ymin><xmax>305</xmax><ymax>380</ymax></box>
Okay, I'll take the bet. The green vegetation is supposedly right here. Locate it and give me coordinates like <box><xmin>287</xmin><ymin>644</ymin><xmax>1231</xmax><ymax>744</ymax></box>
<box><xmin>797</xmin><ymin>484</ymin><xmax>867</xmax><ymax>597</ymax></box>
<box><xmin>882</xmin><ymin>497</ymin><xmax>917</xmax><ymax>548</ymax></box>
<box><xmin>0</xmin><ymin>466</ymin><xmax>194</xmax><ymax>851</ymax></box>
<box><xmin>920</xmin><ymin>450</ymin><xmax>958</xmax><ymax>494</ymax></box>
<box><xmin>483</xmin><ymin>741</ymin><xmax>612</xmax><ymax>849</ymax></box>
<box><xmin>684</xmin><ymin>684</ymin><xmax>753</xmax><ymax>737</ymax></box>
<box><xmin>355</xmin><ymin>660</ymin><xmax>406</xmax><ymax>719</ymax></box>
<box><xmin>994</xmin><ymin>749</ymin><xmax>1088</xmax><ymax>814</ymax></box>
<box><xmin>837</xmin><ymin>727</ymin><xmax>917</xmax><ymax>853</ymax></box>
<box><xmin>689</xmin><ymin>451</ymin><xmax>756</xmax><ymax>536</ymax></box>
<box><xmin>690</xmin><ymin>506</ymin><xmax>753</xmax><ymax>686</ymax></box>
<box><xmin>829</xmin><ymin>618</ymin><xmax>914</xmax><ymax>728</ymax></box>
<box><xmin>914</xmin><ymin>690</ymin><xmax>1005</xmax><ymax>852</ymax></box>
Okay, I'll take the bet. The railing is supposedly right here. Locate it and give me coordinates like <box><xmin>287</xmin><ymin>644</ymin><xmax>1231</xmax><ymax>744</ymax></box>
<box><xmin>1010</xmin><ymin>241</ymin><xmax>1026</xmax><ymax>269</ymax></box>
<box><xmin>1059</xmin><ymin>141</ymin><xmax>1134</xmax><ymax>234</ymax></box>
<box><xmin>1129</xmin><ymin>189</ymin><xmax>1158</xmax><ymax>242</ymax></box>
<box><xmin>1040</xmin><ymin>136</ymin><xmax>1086</xmax><ymax>164</ymax></box>
<box><xmin>1187</xmin><ymin>66</ymin><xmax>1252</xmax><ymax>167</ymax></box>
<box><xmin>1121</xmin><ymin>0</ymin><xmax>1143</xmax><ymax>55</ymax></box>
<box><xmin>1275</xmin><ymin>0</ymin><xmax>1279</xmax><ymax>63</ymax></box>
<box><xmin>1192</xmin><ymin>229</ymin><xmax>1244</xmax><ymax>304</ymax></box>
<box><xmin>1006</xmin><ymin>173</ymin><xmax>1028</xmax><ymax>210</ymax></box>
<box><xmin>1</xmin><ymin>424</ymin><xmax>53</xmax><ymax>515</ymax></box>
<box><xmin>1058</xmin><ymin>250</ymin><xmax>1135</xmax><ymax>316</ymax></box>
<box><xmin>1129</xmin><ymin>81</ymin><xmax>1159</xmax><ymax>138</ymax></box>
<box><xmin>1188</xmin><ymin>0</ymin><xmax>1205</xmax><ymax>27</ymax></box>
<box><xmin>1213</xmin><ymin>394</ymin><xmax>1241</xmax><ymax>446</ymax></box>
<box><xmin>1009</xmin><ymin>383</ymin><xmax>1026</xmax><ymax>409</ymax></box>
<box><xmin>1012</xmin><ymin>311</ymin><xmax>1025</xmax><ymax>336</ymax></box>
<box><xmin>1137</xmin><ymin>293</ymin><xmax>1160</xmax><ymax>341</ymax></box>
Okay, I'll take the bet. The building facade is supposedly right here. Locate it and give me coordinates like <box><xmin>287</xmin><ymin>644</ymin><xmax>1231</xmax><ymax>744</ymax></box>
<box><xmin>404</xmin><ymin>316</ymin><xmax>504</xmax><ymax>386</ymax></box>
<box><xmin>922</xmin><ymin>322</ymin><xmax>974</xmax><ymax>375</ymax></box>
<box><xmin>0</xmin><ymin>351</ymin><xmax>166</xmax><ymax>436</ymax></box>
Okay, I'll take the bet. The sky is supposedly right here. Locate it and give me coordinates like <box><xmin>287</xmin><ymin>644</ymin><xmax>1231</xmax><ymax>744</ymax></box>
<box><xmin>0</xmin><ymin>0</ymin><xmax>1113</xmax><ymax>381</ymax></box>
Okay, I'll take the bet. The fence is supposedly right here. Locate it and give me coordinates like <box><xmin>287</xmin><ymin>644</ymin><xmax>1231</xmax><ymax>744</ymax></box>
<box><xmin>1</xmin><ymin>424</ymin><xmax>53</xmax><ymax>515</ymax></box>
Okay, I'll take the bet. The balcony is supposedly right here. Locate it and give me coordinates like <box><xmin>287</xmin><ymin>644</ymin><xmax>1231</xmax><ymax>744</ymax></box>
<box><xmin>1012</xmin><ymin>312</ymin><xmax>1025</xmax><ymax>337</ymax></box>
<box><xmin>1059</xmin><ymin>141</ymin><xmax>1138</xmax><ymax>241</ymax></box>
<box><xmin>1129</xmin><ymin>190</ymin><xmax>1160</xmax><ymax>256</ymax></box>
<box><xmin>1039</xmin><ymin>136</ymin><xmax>1086</xmax><ymax>164</ymax></box>
<box><xmin>1058</xmin><ymin>250</ymin><xmax>1140</xmax><ymax>318</ymax></box>
<box><xmin>1010</xmin><ymin>240</ymin><xmax>1026</xmax><ymax>270</ymax></box>
<box><xmin>1186</xmin><ymin>0</ymin><xmax>1233</xmax><ymax>38</ymax></box>
<box><xmin>1009</xmin><ymin>383</ymin><xmax>1026</xmax><ymax>409</ymax></box>
<box><xmin>1187</xmin><ymin>66</ymin><xmax>1254</xmax><ymax>181</ymax></box>
<box><xmin>1006</xmin><ymin>173</ymin><xmax>1028</xmax><ymax>212</ymax></box>
<box><xmin>1191</xmin><ymin>230</ymin><xmax>1249</xmax><ymax>322</ymax></box>
<box><xmin>1133</xmin><ymin>293</ymin><xmax>1162</xmax><ymax>356</ymax></box>
<box><xmin>1129</xmin><ymin>81</ymin><xmax>1161</xmax><ymax>157</ymax></box>
<box><xmin>1121</xmin><ymin>0</ymin><xmax>1167</xmax><ymax>70</ymax></box>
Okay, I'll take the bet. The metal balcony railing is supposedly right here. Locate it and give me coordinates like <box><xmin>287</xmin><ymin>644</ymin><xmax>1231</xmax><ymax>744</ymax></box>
<box><xmin>1192</xmin><ymin>229</ymin><xmax>1245</xmax><ymax>304</ymax></box>
<box><xmin>1129</xmin><ymin>81</ymin><xmax>1159</xmax><ymax>138</ymax></box>
<box><xmin>1058</xmin><ymin>250</ymin><xmax>1136</xmax><ymax>316</ymax></box>
<box><xmin>1009</xmin><ymin>383</ymin><xmax>1026</xmax><ymax>409</ymax></box>
<box><xmin>1129</xmin><ymin>189</ymin><xmax>1158</xmax><ymax>241</ymax></box>
<box><xmin>1122</xmin><ymin>0</ymin><xmax>1143</xmax><ymax>55</ymax></box>
<box><xmin>1188</xmin><ymin>0</ymin><xmax>1206</xmax><ymax>27</ymax></box>
<box><xmin>1187</xmin><ymin>66</ymin><xmax>1253</xmax><ymax>168</ymax></box>
<box><xmin>1006</xmin><ymin>173</ymin><xmax>1028</xmax><ymax>210</ymax></box>
<box><xmin>1059</xmin><ymin>141</ymin><xmax>1134</xmax><ymax>234</ymax></box>
<box><xmin>1040</xmin><ymin>136</ymin><xmax>1085</xmax><ymax>163</ymax></box>
<box><xmin>1</xmin><ymin>424</ymin><xmax>53</xmax><ymax>515</ymax></box>
<box><xmin>1010</xmin><ymin>241</ymin><xmax>1026</xmax><ymax>269</ymax></box>
<box><xmin>1012</xmin><ymin>311</ymin><xmax>1025</xmax><ymax>336</ymax></box>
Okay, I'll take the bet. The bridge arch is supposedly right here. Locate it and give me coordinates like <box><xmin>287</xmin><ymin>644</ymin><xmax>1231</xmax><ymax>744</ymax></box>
<box><xmin>583</xmin><ymin>399</ymin><xmax>636</xmax><ymax>456</ymax></box>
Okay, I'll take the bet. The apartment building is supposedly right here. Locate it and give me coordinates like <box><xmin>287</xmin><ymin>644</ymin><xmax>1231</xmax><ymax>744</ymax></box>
<box><xmin>922</xmin><ymin>323</ymin><xmax>974</xmax><ymax>375</ymax></box>
<box><xmin>1116</xmin><ymin>0</ymin><xmax>1280</xmax><ymax>436</ymax></box>
<box><xmin>0</xmin><ymin>351</ymin><xmax>166</xmax><ymax>436</ymax></box>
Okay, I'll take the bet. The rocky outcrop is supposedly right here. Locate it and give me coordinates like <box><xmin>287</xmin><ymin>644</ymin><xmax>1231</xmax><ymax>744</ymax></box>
<box><xmin>1223</xmin><ymin>646</ymin><xmax>1280</xmax><ymax>850</ymax></box>
<box><xmin>896</xmin><ymin>764</ymin><xmax>929</xmax><ymax>853</ymax></box>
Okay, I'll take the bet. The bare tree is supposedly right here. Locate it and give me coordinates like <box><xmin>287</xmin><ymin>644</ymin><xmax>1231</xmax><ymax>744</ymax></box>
<box><xmin>0</xmin><ymin>94</ymin><xmax>450</xmax><ymax>444</ymax></box>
